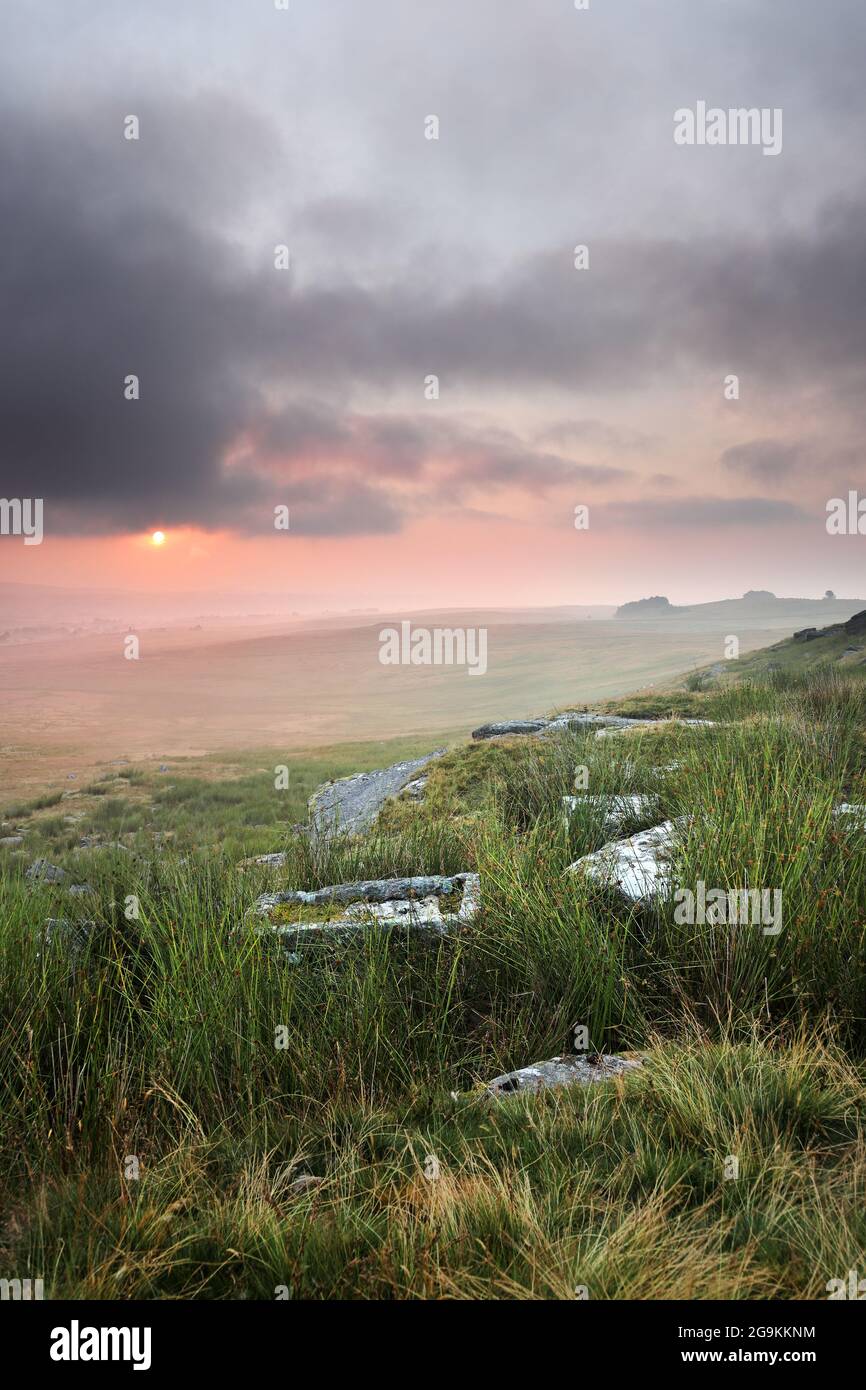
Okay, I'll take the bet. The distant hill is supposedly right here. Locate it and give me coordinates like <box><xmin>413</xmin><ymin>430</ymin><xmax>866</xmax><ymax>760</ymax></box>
<box><xmin>615</xmin><ymin>593</ymin><xmax>866</xmax><ymax>633</ymax></box>
<box><xmin>615</xmin><ymin>596</ymin><xmax>677</xmax><ymax>617</ymax></box>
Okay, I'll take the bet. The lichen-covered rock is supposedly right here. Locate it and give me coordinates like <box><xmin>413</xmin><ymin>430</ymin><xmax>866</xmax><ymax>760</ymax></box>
<box><xmin>250</xmin><ymin>872</ymin><xmax>481</xmax><ymax>940</ymax></box>
<box><xmin>472</xmin><ymin>713</ymin><xmax>641</xmax><ymax>740</ymax></box>
<box><xmin>486</xmin><ymin>1052</ymin><xmax>643</xmax><ymax>1097</ymax></box>
<box><xmin>25</xmin><ymin>859</ymin><xmax>66</xmax><ymax>884</ymax></box>
<box><xmin>40</xmin><ymin>918</ymin><xmax>99</xmax><ymax>960</ymax></box>
<box><xmin>239</xmin><ymin>851</ymin><xmax>288</xmax><ymax>870</ymax></box>
<box><xmin>567</xmin><ymin>820</ymin><xmax>684</xmax><ymax>903</ymax></box>
<box><xmin>308</xmin><ymin>749</ymin><xmax>446</xmax><ymax>841</ymax></box>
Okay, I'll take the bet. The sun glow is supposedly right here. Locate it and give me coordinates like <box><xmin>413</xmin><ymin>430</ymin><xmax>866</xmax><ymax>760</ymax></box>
<box><xmin>151</xmin><ymin>530</ymin><xmax>166</xmax><ymax>547</ymax></box>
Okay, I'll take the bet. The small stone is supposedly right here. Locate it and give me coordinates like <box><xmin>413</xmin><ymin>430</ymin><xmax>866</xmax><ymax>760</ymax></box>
<box><xmin>26</xmin><ymin>859</ymin><xmax>66</xmax><ymax>884</ymax></box>
<box><xmin>289</xmin><ymin>1173</ymin><xmax>324</xmax><ymax>1194</ymax></box>
<box><xmin>486</xmin><ymin>1052</ymin><xmax>643</xmax><ymax>1097</ymax></box>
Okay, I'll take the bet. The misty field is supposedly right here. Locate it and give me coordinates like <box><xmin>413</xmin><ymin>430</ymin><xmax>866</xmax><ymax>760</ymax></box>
<box><xmin>1</xmin><ymin>667</ymin><xmax>865</xmax><ymax>1299</ymax></box>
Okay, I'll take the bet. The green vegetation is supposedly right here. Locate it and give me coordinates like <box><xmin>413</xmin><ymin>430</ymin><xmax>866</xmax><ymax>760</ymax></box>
<box><xmin>1</xmin><ymin>666</ymin><xmax>865</xmax><ymax>1299</ymax></box>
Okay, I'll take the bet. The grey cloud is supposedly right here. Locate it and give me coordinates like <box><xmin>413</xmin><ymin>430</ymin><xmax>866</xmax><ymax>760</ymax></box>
<box><xmin>604</xmin><ymin>496</ymin><xmax>812</xmax><ymax>529</ymax></box>
<box><xmin>720</xmin><ymin>440</ymin><xmax>806</xmax><ymax>483</ymax></box>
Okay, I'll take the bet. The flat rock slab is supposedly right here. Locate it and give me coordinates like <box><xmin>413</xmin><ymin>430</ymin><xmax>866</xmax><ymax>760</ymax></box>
<box><xmin>563</xmin><ymin>793</ymin><xmax>660</xmax><ymax>835</ymax></box>
<box><xmin>486</xmin><ymin>1052</ymin><xmax>643</xmax><ymax>1097</ymax></box>
<box><xmin>239</xmin><ymin>851</ymin><xmax>289</xmax><ymax>870</ymax></box>
<box><xmin>308</xmin><ymin>749</ymin><xmax>446</xmax><ymax>841</ymax></box>
<box><xmin>252</xmin><ymin>872</ymin><xmax>480</xmax><ymax>940</ymax></box>
<box><xmin>567</xmin><ymin>820</ymin><xmax>684</xmax><ymax>903</ymax></box>
<box><xmin>472</xmin><ymin>714</ymin><xmax>642</xmax><ymax>740</ymax></box>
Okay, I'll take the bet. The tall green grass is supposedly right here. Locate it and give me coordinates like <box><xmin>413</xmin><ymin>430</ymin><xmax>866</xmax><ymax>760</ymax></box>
<box><xmin>1</xmin><ymin>666</ymin><xmax>864</xmax><ymax>1298</ymax></box>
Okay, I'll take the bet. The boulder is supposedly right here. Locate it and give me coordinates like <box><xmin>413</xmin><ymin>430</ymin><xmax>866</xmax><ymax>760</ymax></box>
<box><xmin>251</xmin><ymin>872</ymin><xmax>480</xmax><ymax>940</ymax></box>
<box><xmin>25</xmin><ymin>859</ymin><xmax>66</xmax><ymax>884</ymax></box>
<box><xmin>40</xmin><ymin>918</ymin><xmax>99</xmax><ymax>961</ymax></box>
<box><xmin>567</xmin><ymin>820</ymin><xmax>684</xmax><ymax>903</ymax></box>
<box><xmin>308</xmin><ymin>749</ymin><xmax>446</xmax><ymax>841</ymax></box>
<box><xmin>472</xmin><ymin>713</ymin><xmax>642</xmax><ymax>740</ymax></box>
<box><xmin>239</xmin><ymin>851</ymin><xmax>288</xmax><ymax>870</ymax></box>
<box><xmin>486</xmin><ymin>1052</ymin><xmax>643</xmax><ymax>1097</ymax></box>
<box><xmin>0</xmin><ymin>836</ymin><xmax>24</xmax><ymax>847</ymax></box>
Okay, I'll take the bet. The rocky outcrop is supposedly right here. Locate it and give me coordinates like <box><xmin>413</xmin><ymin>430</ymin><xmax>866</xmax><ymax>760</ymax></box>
<box><xmin>251</xmin><ymin>872</ymin><xmax>480</xmax><ymax>941</ymax></box>
<box><xmin>308</xmin><ymin>749</ymin><xmax>446</xmax><ymax>841</ymax></box>
<box><xmin>472</xmin><ymin>713</ymin><xmax>643</xmax><ymax>740</ymax></box>
<box><xmin>486</xmin><ymin>1052</ymin><xmax>643</xmax><ymax>1097</ymax></box>
<box><xmin>473</xmin><ymin>714</ymin><xmax>717</xmax><ymax>742</ymax></box>
<box><xmin>567</xmin><ymin>820</ymin><xmax>684</xmax><ymax>903</ymax></box>
<box><xmin>793</xmin><ymin>608</ymin><xmax>866</xmax><ymax>644</ymax></box>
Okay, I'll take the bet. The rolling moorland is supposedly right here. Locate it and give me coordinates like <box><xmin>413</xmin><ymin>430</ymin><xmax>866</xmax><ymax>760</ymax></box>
<box><xmin>2</xmin><ymin>588</ymin><xmax>864</xmax><ymax>808</ymax></box>
<box><xmin>0</xmin><ymin>617</ymin><xmax>865</xmax><ymax>1299</ymax></box>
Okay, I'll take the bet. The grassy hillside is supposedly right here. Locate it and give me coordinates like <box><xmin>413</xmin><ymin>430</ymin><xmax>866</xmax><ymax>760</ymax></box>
<box><xmin>1</xmin><ymin>659</ymin><xmax>865</xmax><ymax>1299</ymax></box>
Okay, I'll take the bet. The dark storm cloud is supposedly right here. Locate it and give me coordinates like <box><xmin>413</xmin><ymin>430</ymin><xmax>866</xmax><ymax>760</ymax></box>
<box><xmin>1</xmin><ymin>65</ymin><xmax>865</xmax><ymax>536</ymax></box>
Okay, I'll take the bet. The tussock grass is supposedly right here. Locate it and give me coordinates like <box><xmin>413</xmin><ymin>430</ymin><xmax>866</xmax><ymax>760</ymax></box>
<box><xmin>1</xmin><ymin>666</ymin><xmax>865</xmax><ymax>1298</ymax></box>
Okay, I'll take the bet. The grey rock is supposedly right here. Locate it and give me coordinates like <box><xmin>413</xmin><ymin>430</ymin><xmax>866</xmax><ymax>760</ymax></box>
<box><xmin>68</xmin><ymin>882</ymin><xmax>96</xmax><ymax>897</ymax></box>
<box><xmin>402</xmin><ymin>776</ymin><xmax>429</xmax><ymax>800</ymax></box>
<box><xmin>40</xmin><ymin>918</ymin><xmax>99</xmax><ymax>960</ymax></box>
<box><xmin>308</xmin><ymin>749</ymin><xmax>446</xmax><ymax>841</ymax></box>
<box><xmin>289</xmin><ymin>1173</ymin><xmax>324</xmax><ymax>1194</ymax></box>
<box><xmin>472</xmin><ymin>719</ymin><xmax>549</xmax><ymax>739</ymax></box>
<box><xmin>239</xmin><ymin>851</ymin><xmax>288</xmax><ymax>869</ymax></box>
<box><xmin>26</xmin><ymin>859</ymin><xmax>66</xmax><ymax>884</ymax></box>
<box><xmin>0</xmin><ymin>836</ymin><xmax>24</xmax><ymax>847</ymax></box>
<box><xmin>251</xmin><ymin>872</ymin><xmax>480</xmax><ymax>940</ymax></box>
<box><xmin>567</xmin><ymin>820</ymin><xmax>684</xmax><ymax>903</ymax></box>
<box><xmin>833</xmin><ymin>803</ymin><xmax>866</xmax><ymax>826</ymax></box>
<box><xmin>259</xmin><ymin>873</ymin><xmax>470</xmax><ymax>910</ymax></box>
<box><xmin>487</xmin><ymin>1052</ymin><xmax>643</xmax><ymax>1097</ymax></box>
<box><xmin>472</xmin><ymin>713</ymin><xmax>640</xmax><ymax>741</ymax></box>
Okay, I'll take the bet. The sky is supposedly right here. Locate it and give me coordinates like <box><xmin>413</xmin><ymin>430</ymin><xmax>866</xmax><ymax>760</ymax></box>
<box><xmin>1</xmin><ymin>0</ymin><xmax>865</xmax><ymax>609</ymax></box>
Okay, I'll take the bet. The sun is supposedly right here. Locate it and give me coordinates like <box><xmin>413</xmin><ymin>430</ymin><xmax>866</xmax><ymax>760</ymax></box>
<box><xmin>151</xmin><ymin>530</ymin><xmax>166</xmax><ymax>547</ymax></box>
